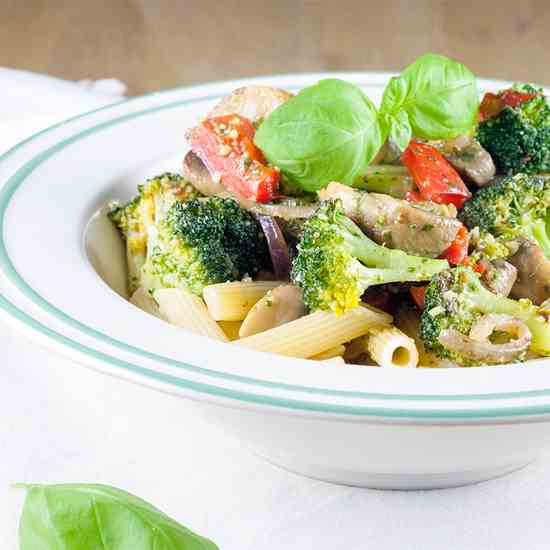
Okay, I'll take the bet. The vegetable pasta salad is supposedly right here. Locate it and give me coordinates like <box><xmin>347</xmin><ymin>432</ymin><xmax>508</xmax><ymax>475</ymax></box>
<box><xmin>108</xmin><ymin>53</ymin><xmax>550</xmax><ymax>368</ymax></box>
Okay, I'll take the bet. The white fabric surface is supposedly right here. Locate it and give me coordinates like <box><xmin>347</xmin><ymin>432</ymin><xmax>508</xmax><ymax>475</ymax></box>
<box><xmin>0</xmin><ymin>67</ymin><xmax>127</xmax><ymax>153</ymax></box>
<box><xmin>2</xmin><ymin>68</ymin><xmax>550</xmax><ymax>550</ymax></box>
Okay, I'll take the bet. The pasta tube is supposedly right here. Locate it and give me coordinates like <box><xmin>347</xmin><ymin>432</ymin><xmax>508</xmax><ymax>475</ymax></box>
<box><xmin>238</xmin><ymin>284</ymin><xmax>306</xmax><ymax>338</ymax></box>
<box><xmin>203</xmin><ymin>281</ymin><xmax>280</xmax><ymax>321</ymax></box>
<box><xmin>367</xmin><ymin>326</ymin><xmax>419</xmax><ymax>368</ymax></box>
<box><xmin>234</xmin><ymin>305</ymin><xmax>391</xmax><ymax>358</ymax></box>
<box><xmin>395</xmin><ymin>305</ymin><xmax>439</xmax><ymax>367</ymax></box>
<box><xmin>129</xmin><ymin>287</ymin><xmax>163</xmax><ymax>319</ymax></box>
<box><xmin>154</xmin><ymin>288</ymin><xmax>228</xmax><ymax>342</ymax></box>
<box><xmin>217</xmin><ymin>320</ymin><xmax>243</xmax><ymax>341</ymax></box>
<box><xmin>311</xmin><ymin>345</ymin><xmax>346</xmax><ymax>360</ymax></box>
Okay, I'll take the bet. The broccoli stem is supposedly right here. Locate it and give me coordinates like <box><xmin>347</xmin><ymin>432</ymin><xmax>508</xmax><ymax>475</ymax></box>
<box><xmin>526</xmin><ymin>219</ymin><xmax>550</xmax><ymax>259</ymax></box>
<box><xmin>466</xmin><ymin>271</ymin><xmax>550</xmax><ymax>355</ymax></box>
<box><xmin>337</xmin><ymin>213</ymin><xmax>448</xmax><ymax>276</ymax></box>
<box><xmin>353</xmin><ymin>165</ymin><xmax>414</xmax><ymax>199</ymax></box>
<box><xmin>357</xmin><ymin>266</ymin><xmax>442</xmax><ymax>287</ymax></box>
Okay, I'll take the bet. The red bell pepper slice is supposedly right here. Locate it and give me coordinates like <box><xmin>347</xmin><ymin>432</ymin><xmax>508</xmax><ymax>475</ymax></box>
<box><xmin>401</xmin><ymin>141</ymin><xmax>471</xmax><ymax>209</ymax></box>
<box><xmin>188</xmin><ymin>114</ymin><xmax>279</xmax><ymax>203</ymax></box>
<box><xmin>460</xmin><ymin>256</ymin><xmax>486</xmax><ymax>275</ymax></box>
<box><xmin>439</xmin><ymin>225</ymin><xmax>469</xmax><ymax>265</ymax></box>
<box><xmin>478</xmin><ymin>92</ymin><xmax>505</xmax><ymax>121</ymax></box>
<box><xmin>500</xmin><ymin>89</ymin><xmax>539</xmax><ymax>108</ymax></box>
<box><xmin>469</xmin><ymin>259</ymin><xmax>486</xmax><ymax>274</ymax></box>
<box><xmin>479</xmin><ymin>89</ymin><xmax>540</xmax><ymax>121</ymax></box>
<box><xmin>410</xmin><ymin>226</ymin><xmax>480</xmax><ymax>310</ymax></box>
<box><xmin>409</xmin><ymin>286</ymin><xmax>427</xmax><ymax>310</ymax></box>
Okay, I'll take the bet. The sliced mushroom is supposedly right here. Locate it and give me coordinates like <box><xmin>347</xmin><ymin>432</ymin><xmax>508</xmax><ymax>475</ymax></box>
<box><xmin>429</xmin><ymin>135</ymin><xmax>496</xmax><ymax>187</ymax></box>
<box><xmin>180</xmin><ymin>160</ymin><xmax>314</xmax><ymax>232</ymax></box>
<box><xmin>481</xmin><ymin>259</ymin><xmax>517</xmax><ymax>297</ymax></box>
<box><xmin>208</xmin><ymin>85</ymin><xmax>293</xmax><ymax>122</ymax></box>
<box><xmin>439</xmin><ymin>314</ymin><xmax>531</xmax><ymax>364</ymax></box>
<box><xmin>239</xmin><ymin>284</ymin><xmax>306</xmax><ymax>338</ymax></box>
<box><xmin>182</xmin><ymin>151</ymin><xmax>225</xmax><ymax>196</ymax></box>
<box><xmin>217</xmin><ymin>190</ymin><xmax>317</xmax><ymax>220</ymax></box>
<box><xmin>409</xmin><ymin>200</ymin><xmax>458</xmax><ymax>219</ymax></box>
<box><xmin>319</xmin><ymin>182</ymin><xmax>462</xmax><ymax>257</ymax></box>
<box><xmin>508</xmin><ymin>238</ymin><xmax>550</xmax><ymax>304</ymax></box>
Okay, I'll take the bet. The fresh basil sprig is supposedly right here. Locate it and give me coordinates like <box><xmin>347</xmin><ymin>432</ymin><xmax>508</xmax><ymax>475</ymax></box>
<box><xmin>254</xmin><ymin>79</ymin><xmax>387</xmax><ymax>192</ymax></box>
<box><xmin>18</xmin><ymin>483</ymin><xmax>218</xmax><ymax>550</ymax></box>
<box><xmin>253</xmin><ymin>54</ymin><xmax>479</xmax><ymax>193</ymax></box>
<box><xmin>379</xmin><ymin>53</ymin><xmax>479</xmax><ymax>150</ymax></box>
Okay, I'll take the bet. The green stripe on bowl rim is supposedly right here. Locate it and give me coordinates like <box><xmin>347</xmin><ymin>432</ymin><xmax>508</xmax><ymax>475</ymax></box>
<box><xmin>1</xmin><ymin>77</ymin><xmax>550</xmax><ymax>419</ymax></box>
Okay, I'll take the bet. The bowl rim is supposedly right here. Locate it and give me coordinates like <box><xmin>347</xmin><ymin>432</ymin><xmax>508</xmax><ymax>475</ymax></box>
<box><xmin>3</xmin><ymin>71</ymin><xmax>550</xmax><ymax>422</ymax></box>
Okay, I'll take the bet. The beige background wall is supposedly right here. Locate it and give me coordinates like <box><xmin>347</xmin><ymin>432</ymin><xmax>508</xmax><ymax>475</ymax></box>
<box><xmin>1</xmin><ymin>0</ymin><xmax>549</xmax><ymax>95</ymax></box>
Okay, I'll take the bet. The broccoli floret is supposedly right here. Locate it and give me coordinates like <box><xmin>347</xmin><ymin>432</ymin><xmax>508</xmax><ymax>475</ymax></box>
<box><xmin>109</xmin><ymin>173</ymin><xmax>199</xmax><ymax>236</ymax></box>
<box><xmin>468</xmin><ymin>227</ymin><xmax>510</xmax><ymax>261</ymax></box>
<box><xmin>477</xmin><ymin>84</ymin><xmax>550</xmax><ymax>175</ymax></box>
<box><xmin>108</xmin><ymin>195</ymin><xmax>140</xmax><ymax>239</ymax></box>
<box><xmin>468</xmin><ymin>227</ymin><xmax>513</xmax><ymax>270</ymax></box>
<box><xmin>291</xmin><ymin>200</ymin><xmax>449</xmax><ymax>314</ymax></box>
<box><xmin>142</xmin><ymin>197</ymin><xmax>268</xmax><ymax>294</ymax></box>
<box><xmin>459</xmin><ymin>173</ymin><xmax>550</xmax><ymax>258</ymax></box>
<box><xmin>139</xmin><ymin>172</ymin><xmax>202</xmax><ymax>232</ymax></box>
<box><xmin>109</xmin><ymin>173</ymin><xmax>201</xmax><ymax>293</ymax></box>
<box><xmin>420</xmin><ymin>266</ymin><xmax>550</xmax><ymax>365</ymax></box>
<box><xmin>108</xmin><ymin>195</ymin><xmax>147</xmax><ymax>293</ymax></box>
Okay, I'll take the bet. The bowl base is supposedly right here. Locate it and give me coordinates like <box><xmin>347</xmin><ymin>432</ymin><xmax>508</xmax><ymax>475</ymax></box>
<box><xmin>261</xmin><ymin>456</ymin><xmax>532</xmax><ymax>490</ymax></box>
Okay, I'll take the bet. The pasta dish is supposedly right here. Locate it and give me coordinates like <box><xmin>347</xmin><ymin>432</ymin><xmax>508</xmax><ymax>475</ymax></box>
<box><xmin>108</xmin><ymin>54</ymin><xmax>550</xmax><ymax>368</ymax></box>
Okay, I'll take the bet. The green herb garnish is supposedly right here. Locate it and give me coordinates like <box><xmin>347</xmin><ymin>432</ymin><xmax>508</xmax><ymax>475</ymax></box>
<box><xmin>254</xmin><ymin>79</ymin><xmax>386</xmax><ymax>192</ymax></box>
<box><xmin>254</xmin><ymin>53</ymin><xmax>479</xmax><ymax>192</ymax></box>
<box><xmin>18</xmin><ymin>483</ymin><xmax>218</xmax><ymax>550</ymax></box>
<box><xmin>379</xmin><ymin>53</ymin><xmax>479</xmax><ymax>150</ymax></box>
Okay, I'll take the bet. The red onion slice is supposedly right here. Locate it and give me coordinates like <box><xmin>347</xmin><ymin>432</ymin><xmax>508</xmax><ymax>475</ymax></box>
<box><xmin>439</xmin><ymin>314</ymin><xmax>531</xmax><ymax>364</ymax></box>
<box><xmin>256</xmin><ymin>214</ymin><xmax>292</xmax><ymax>281</ymax></box>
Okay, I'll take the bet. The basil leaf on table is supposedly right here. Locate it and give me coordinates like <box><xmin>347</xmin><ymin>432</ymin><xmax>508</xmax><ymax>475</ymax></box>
<box><xmin>380</xmin><ymin>53</ymin><xmax>479</xmax><ymax>145</ymax></box>
<box><xmin>18</xmin><ymin>483</ymin><xmax>218</xmax><ymax>550</ymax></box>
<box><xmin>254</xmin><ymin>78</ymin><xmax>386</xmax><ymax>192</ymax></box>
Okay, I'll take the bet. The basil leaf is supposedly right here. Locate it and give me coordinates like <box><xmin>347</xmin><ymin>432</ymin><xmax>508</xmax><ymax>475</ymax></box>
<box><xmin>18</xmin><ymin>483</ymin><xmax>218</xmax><ymax>550</ymax></box>
<box><xmin>254</xmin><ymin>79</ymin><xmax>385</xmax><ymax>192</ymax></box>
<box><xmin>380</xmin><ymin>53</ymin><xmax>479</xmax><ymax>142</ymax></box>
<box><xmin>383</xmin><ymin>110</ymin><xmax>412</xmax><ymax>152</ymax></box>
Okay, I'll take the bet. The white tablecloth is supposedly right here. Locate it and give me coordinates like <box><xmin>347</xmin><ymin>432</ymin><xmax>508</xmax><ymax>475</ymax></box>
<box><xmin>2</xmin><ymin>69</ymin><xmax>550</xmax><ymax>550</ymax></box>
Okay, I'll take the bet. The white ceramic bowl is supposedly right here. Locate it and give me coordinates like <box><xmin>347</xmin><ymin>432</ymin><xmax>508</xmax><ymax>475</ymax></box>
<box><xmin>3</xmin><ymin>73</ymin><xmax>550</xmax><ymax>490</ymax></box>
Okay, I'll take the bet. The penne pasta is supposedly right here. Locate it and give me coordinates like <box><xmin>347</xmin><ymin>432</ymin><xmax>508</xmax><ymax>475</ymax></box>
<box><xmin>203</xmin><ymin>281</ymin><xmax>281</xmax><ymax>321</ymax></box>
<box><xmin>311</xmin><ymin>345</ymin><xmax>346</xmax><ymax>360</ymax></box>
<box><xmin>154</xmin><ymin>288</ymin><xmax>228</xmax><ymax>342</ymax></box>
<box><xmin>344</xmin><ymin>331</ymin><xmax>388</xmax><ymax>366</ymax></box>
<box><xmin>395</xmin><ymin>305</ymin><xmax>440</xmax><ymax>367</ymax></box>
<box><xmin>238</xmin><ymin>284</ymin><xmax>306</xmax><ymax>338</ymax></box>
<box><xmin>367</xmin><ymin>326</ymin><xmax>419</xmax><ymax>368</ymax></box>
<box><xmin>234</xmin><ymin>304</ymin><xmax>392</xmax><ymax>358</ymax></box>
<box><xmin>129</xmin><ymin>287</ymin><xmax>163</xmax><ymax>319</ymax></box>
<box><xmin>217</xmin><ymin>320</ymin><xmax>243</xmax><ymax>341</ymax></box>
